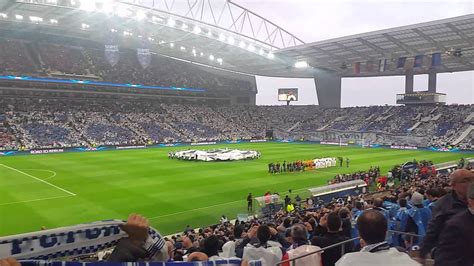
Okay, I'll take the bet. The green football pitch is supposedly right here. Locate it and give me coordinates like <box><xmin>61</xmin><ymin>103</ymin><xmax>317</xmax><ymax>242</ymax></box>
<box><xmin>0</xmin><ymin>142</ymin><xmax>469</xmax><ymax>236</ymax></box>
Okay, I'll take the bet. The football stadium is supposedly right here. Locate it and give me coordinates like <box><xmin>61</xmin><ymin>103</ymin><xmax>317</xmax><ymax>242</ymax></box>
<box><xmin>0</xmin><ymin>0</ymin><xmax>473</xmax><ymax>266</ymax></box>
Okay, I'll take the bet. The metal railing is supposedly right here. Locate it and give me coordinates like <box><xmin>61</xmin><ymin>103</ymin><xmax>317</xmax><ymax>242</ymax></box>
<box><xmin>277</xmin><ymin>230</ymin><xmax>422</xmax><ymax>266</ymax></box>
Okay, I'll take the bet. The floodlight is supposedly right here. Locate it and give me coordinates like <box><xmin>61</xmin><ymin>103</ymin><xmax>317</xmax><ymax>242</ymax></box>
<box><xmin>110</xmin><ymin>28</ymin><xmax>118</xmax><ymax>33</ymax></box>
<box><xmin>207</xmin><ymin>30</ymin><xmax>212</xmax><ymax>37</ymax></box>
<box><xmin>116</xmin><ymin>5</ymin><xmax>132</xmax><ymax>18</ymax></box>
<box><xmin>193</xmin><ymin>26</ymin><xmax>201</xmax><ymax>34</ymax></box>
<box><xmin>217</xmin><ymin>58</ymin><xmax>223</xmax><ymax>64</ymax></box>
<box><xmin>123</xmin><ymin>31</ymin><xmax>132</xmax><ymax>36</ymax></box>
<box><xmin>181</xmin><ymin>23</ymin><xmax>188</xmax><ymax>30</ymax></box>
<box><xmin>136</xmin><ymin>11</ymin><xmax>146</xmax><ymax>21</ymax></box>
<box><xmin>0</xmin><ymin>13</ymin><xmax>7</xmax><ymax>19</ymax></box>
<box><xmin>80</xmin><ymin>0</ymin><xmax>96</xmax><ymax>11</ymax></box>
<box><xmin>294</xmin><ymin>61</ymin><xmax>308</xmax><ymax>68</ymax></box>
<box><xmin>180</xmin><ymin>46</ymin><xmax>186</xmax><ymax>51</ymax></box>
<box><xmin>247</xmin><ymin>44</ymin><xmax>256</xmax><ymax>52</ymax></box>
<box><xmin>227</xmin><ymin>36</ymin><xmax>235</xmax><ymax>45</ymax></box>
<box><xmin>219</xmin><ymin>33</ymin><xmax>226</xmax><ymax>41</ymax></box>
<box><xmin>50</xmin><ymin>19</ymin><xmax>58</xmax><ymax>24</ymax></box>
<box><xmin>259</xmin><ymin>49</ymin><xmax>264</xmax><ymax>55</ymax></box>
<box><xmin>81</xmin><ymin>23</ymin><xmax>90</xmax><ymax>29</ymax></box>
<box><xmin>29</xmin><ymin>16</ymin><xmax>43</xmax><ymax>23</ymax></box>
<box><xmin>167</xmin><ymin>18</ymin><xmax>176</xmax><ymax>27</ymax></box>
<box><xmin>152</xmin><ymin>16</ymin><xmax>163</xmax><ymax>23</ymax></box>
<box><xmin>239</xmin><ymin>41</ymin><xmax>246</xmax><ymax>48</ymax></box>
<box><xmin>267</xmin><ymin>52</ymin><xmax>275</xmax><ymax>59</ymax></box>
<box><xmin>169</xmin><ymin>42</ymin><xmax>174</xmax><ymax>48</ymax></box>
<box><xmin>200</xmin><ymin>52</ymin><xmax>204</xmax><ymax>57</ymax></box>
<box><xmin>209</xmin><ymin>54</ymin><xmax>215</xmax><ymax>61</ymax></box>
<box><xmin>15</xmin><ymin>14</ymin><xmax>23</xmax><ymax>20</ymax></box>
<box><xmin>148</xmin><ymin>37</ymin><xmax>154</xmax><ymax>41</ymax></box>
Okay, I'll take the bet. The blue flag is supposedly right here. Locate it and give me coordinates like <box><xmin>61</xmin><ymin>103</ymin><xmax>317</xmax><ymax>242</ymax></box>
<box><xmin>431</xmin><ymin>53</ymin><xmax>442</xmax><ymax>67</ymax></box>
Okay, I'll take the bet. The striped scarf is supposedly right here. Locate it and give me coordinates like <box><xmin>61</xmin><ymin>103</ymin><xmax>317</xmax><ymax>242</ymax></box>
<box><xmin>0</xmin><ymin>220</ymin><xmax>164</xmax><ymax>260</ymax></box>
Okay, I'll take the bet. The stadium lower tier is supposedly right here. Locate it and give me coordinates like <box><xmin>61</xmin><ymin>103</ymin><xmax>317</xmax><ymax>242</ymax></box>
<box><xmin>0</xmin><ymin>96</ymin><xmax>472</xmax><ymax>151</ymax></box>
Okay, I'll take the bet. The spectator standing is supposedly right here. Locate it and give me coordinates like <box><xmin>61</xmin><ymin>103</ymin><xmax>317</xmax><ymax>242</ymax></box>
<box><xmin>435</xmin><ymin>182</ymin><xmax>474</xmax><ymax>266</ymax></box>
<box><xmin>336</xmin><ymin>210</ymin><xmax>419</xmax><ymax>266</ymax></box>
<box><xmin>312</xmin><ymin>212</ymin><xmax>353</xmax><ymax>266</ymax></box>
<box><xmin>419</xmin><ymin>169</ymin><xmax>474</xmax><ymax>259</ymax></box>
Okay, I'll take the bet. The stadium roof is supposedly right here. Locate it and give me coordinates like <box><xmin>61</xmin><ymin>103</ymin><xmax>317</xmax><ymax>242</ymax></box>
<box><xmin>279</xmin><ymin>14</ymin><xmax>474</xmax><ymax>78</ymax></box>
<box><xmin>0</xmin><ymin>1</ymin><xmax>473</xmax><ymax>78</ymax></box>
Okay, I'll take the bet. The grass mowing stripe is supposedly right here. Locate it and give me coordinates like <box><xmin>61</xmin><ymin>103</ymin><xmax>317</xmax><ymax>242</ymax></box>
<box><xmin>0</xmin><ymin>143</ymin><xmax>469</xmax><ymax>236</ymax></box>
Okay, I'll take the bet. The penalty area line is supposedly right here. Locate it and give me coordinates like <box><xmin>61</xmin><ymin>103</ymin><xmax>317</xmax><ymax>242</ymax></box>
<box><xmin>0</xmin><ymin>195</ymin><xmax>74</xmax><ymax>206</ymax></box>
<box><xmin>0</xmin><ymin>164</ymin><xmax>76</xmax><ymax>196</ymax></box>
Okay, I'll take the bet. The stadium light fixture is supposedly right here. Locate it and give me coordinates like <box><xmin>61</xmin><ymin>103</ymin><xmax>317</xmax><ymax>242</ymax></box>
<box><xmin>136</xmin><ymin>11</ymin><xmax>146</xmax><ymax>21</ymax></box>
<box><xmin>167</xmin><ymin>18</ymin><xmax>176</xmax><ymax>27</ymax></box>
<box><xmin>15</xmin><ymin>14</ymin><xmax>23</xmax><ymax>20</ymax></box>
<box><xmin>209</xmin><ymin>54</ymin><xmax>215</xmax><ymax>61</ymax></box>
<box><xmin>110</xmin><ymin>28</ymin><xmax>118</xmax><ymax>33</ymax></box>
<box><xmin>116</xmin><ymin>5</ymin><xmax>132</xmax><ymax>18</ymax></box>
<box><xmin>0</xmin><ymin>13</ymin><xmax>7</xmax><ymax>19</ymax></box>
<box><xmin>159</xmin><ymin>40</ymin><xmax>165</xmax><ymax>44</ymax></box>
<box><xmin>169</xmin><ymin>42</ymin><xmax>174</xmax><ymax>48</ymax></box>
<box><xmin>79</xmin><ymin>0</ymin><xmax>96</xmax><ymax>12</ymax></box>
<box><xmin>219</xmin><ymin>33</ymin><xmax>226</xmax><ymax>41</ymax></box>
<box><xmin>123</xmin><ymin>31</ymin><xmax>132</xmax><ymax>36</ymax></box>
<box><xmin>239</xmin><ymin>41</ymin><xmax>246</xmax><ymax>48</ymax></box>
<box><xmin>180</xmin><ymin>46</ymin><xmax>186</xmax><ymax>51</ymax></box>
<box><xmin>227</xmin><ymin>36</ymin><xmax>235</xmax><ymax>45</ymax></box>
<box><xmin>81</xmin><ymin>23</ymin><xmax>90</xmax><ymax>30</ymax></box>
<box><xmin>247</xmin><ymin>44</ymin><xmax>256</xmax><ymax>52</ymax></box>
<box><xmin>259</xmin><ymin>49</ymin><xmax>264</xmax><ymax>55</ymax></box>
<box><xmin>200</xmin><ymin>52</ymin><xmax>204</xmax><ymax>57</ymax></box>
<box><xmin>181</xmin><ymin>23</ymin><xmax>189</xmax><ymax>30</ymax></box>
<box><xmin>294</xmin><ymin>61</ymin><xmax>309</xmax><ymax>68</ymax></box>
<box><xmin>207</xmin><ymin>30</ymin><xmax>213</xmax><ymax>37</ymax></box>
<box><xmin>217</xmin><ymin>58</ymin><xmax>223</xmax><ymax>64</ymax></box>
<box><xmin>267</xmin><ymin>52</ymin><xmax>275</xmax><ymax>59</ymax></box>
<box><xmin>192</xmin><ymin>49</ymin><xmax>197</xmax><ymax>56</ymax></box>
<box><xmin>50</xmin><ymin>19</ymin><xmax>58</xmax><ymax>24</ymax></box>
<box><xmin>152</xmin><ymin>16</ymin><xmax>163</xmax><ymax>23</ymax></box>
<box><xmin>193</xmin><ymin>26</ymin><xmax>201</xmax><ymax>34</ymax></box>
<box><xmin>148</xmin><ymin>36</ymin><xmax>154</xmax><ymax>42</ymax></box>
<box><xmin>29</xmin><ymin>16</ymin><xmax>43</xmax><ymax>23</ymax></box>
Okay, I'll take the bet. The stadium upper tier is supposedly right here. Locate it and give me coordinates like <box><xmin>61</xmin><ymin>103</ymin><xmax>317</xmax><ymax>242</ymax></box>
<box><xmin>1</xmin><ymin>1</ymin><xmax>472</xmax><ymax>78</ymax></box>
<box><xmin>0</xmin><ymin>97</ymin><xmax>472</xmax><ymax>151</ymax></box>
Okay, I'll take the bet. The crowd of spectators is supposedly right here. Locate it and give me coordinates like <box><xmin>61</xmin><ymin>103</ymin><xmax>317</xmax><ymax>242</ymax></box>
<box><xmin>0</xmin><ymin>38</ymin><xmax>256</xmax><ymax>93</ymax></box>
<box><xmin>0</xmin><ymin>97</ymin><xmax>472</xmax><ymax>150</ymax></box>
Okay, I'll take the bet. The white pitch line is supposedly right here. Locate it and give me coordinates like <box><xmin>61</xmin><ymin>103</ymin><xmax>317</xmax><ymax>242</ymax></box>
<box><xmin>148</xmin><ymin>186</ymin><xmax>310</xmax><ymax>220</ymax></box>
<box><xmin>0</xmin><ymin>195</ymin><xmax>74</xmax><ymax>206</ymax></box>
<box><xmin>0</xmin><ymin>164</ymin><xmax>76</xmax><ymax>196</ymax></box>
<box><xmin>21</xmin><ymin>169</ymin><xmax>57</xmax><ymax>180</ymax></box>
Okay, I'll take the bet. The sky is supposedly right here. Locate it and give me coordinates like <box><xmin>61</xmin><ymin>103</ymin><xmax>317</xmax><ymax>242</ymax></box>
<box><xmin>239</xmin><ymin>0</ymin><xmax>474</xmax><ymax>106</ymax></box>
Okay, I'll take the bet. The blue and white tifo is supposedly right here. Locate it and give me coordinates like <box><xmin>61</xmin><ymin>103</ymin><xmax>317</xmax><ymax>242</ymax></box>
<box><xmin>0</xmin><ymin>76</ymin><xmax>206</xmax><ymax>92</ymax></box>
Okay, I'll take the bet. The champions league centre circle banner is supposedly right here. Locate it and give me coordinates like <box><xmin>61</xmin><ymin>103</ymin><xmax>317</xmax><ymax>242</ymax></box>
<box><xmin>169</xmin><ymin>148</ymin><xmax>260</xmax><ymax>161</ymax></box>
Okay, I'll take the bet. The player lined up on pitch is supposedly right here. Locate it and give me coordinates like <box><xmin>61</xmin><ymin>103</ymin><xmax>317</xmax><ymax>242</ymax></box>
<box><xmin>268</xmin><ymin>157</ymin><xmax>340</xmax><ymax>174</ymax></box>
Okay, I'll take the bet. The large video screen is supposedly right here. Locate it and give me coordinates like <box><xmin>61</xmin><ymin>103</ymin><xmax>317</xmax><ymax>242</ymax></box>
<box><xmin>278</xmin><ymin>88</ymin><xmax>298</xmax><ymax>101</ymax></box>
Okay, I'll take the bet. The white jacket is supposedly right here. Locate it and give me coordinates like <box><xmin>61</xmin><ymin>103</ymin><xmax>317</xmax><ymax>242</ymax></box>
<box><xmin>286</xmin><ymin>245</ymin><xmax>322</xmax><ymax>266</ymax></box>
<box><xmin>336</xmin><ymin>248</ymin><xmax>420</xmax><ymax>266</ymax></box>
<box><xmin>243</xmin><ymin>245</ymin><xmax>282</xmax><ymax>266</ymax></box>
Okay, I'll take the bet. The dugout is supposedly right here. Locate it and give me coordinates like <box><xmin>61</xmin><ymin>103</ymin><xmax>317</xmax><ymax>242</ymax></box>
<box><xmin>308</xmin><ymin>180</ymin><xmax>367</xmax><ymax>203</ymax></box>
